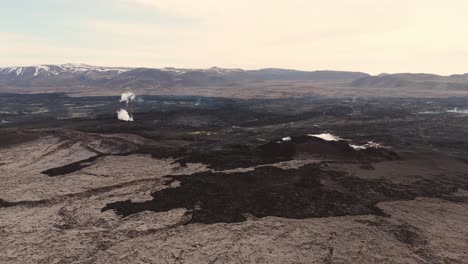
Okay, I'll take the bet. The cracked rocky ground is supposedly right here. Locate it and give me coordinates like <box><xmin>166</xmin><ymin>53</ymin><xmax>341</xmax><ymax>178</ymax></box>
<box><xmin>1</xmin><ymin>95</ymin><xmax>468</xmax><ymax>263</ymax></box>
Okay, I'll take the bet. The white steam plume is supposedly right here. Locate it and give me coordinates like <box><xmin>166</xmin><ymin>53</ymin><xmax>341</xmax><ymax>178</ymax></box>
<box><xmin>120</xmin><ymin>91</ymin><xmax>136</xmax><ymax>107</ymax></box>
<box><xmin>117</xmin><ymin>109</ymin><xmax>134</xmax><ymax>122</ymax></box>
<box><xmin>117</xmin><ymin>91</ymin><xmax>136</xmax><ymax>122</ymax></box>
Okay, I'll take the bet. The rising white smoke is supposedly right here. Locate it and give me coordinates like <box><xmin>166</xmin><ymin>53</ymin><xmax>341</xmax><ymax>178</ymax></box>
<box><xmin>119</xmin><ymin>91</ymin><xmax>136</xmax><ymax>106</ymax></box>
<box><xmin>117</xmin><ymin>91</ymin><xmax>136</xmax><ymax>122</ymax></box>
<box><xmin>117</xmin><ymin>109</ymin><xmax>134</xmax><ymax>122</ymax></box>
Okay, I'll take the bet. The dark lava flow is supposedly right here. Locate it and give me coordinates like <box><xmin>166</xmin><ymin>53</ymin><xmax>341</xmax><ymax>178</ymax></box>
<box><xmin>101</xmin><ymin>164</ymin><xmax>453</xmax><ymax>224</ymax></box>
<box><xmin>41</xmin><ymin>155</ymin><xmax>104</xmax><ymax>176</ymax></box>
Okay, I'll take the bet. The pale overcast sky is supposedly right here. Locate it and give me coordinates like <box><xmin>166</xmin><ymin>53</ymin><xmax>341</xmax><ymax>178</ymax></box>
<box><xmin>1</xmin><ymin>0</ymin><xmax>468</xmax><ymax>74</ymax></box>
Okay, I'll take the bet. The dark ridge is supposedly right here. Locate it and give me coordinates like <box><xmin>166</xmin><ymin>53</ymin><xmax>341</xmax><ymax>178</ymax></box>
<box><xmin>259</xmin><ymin>135</ymin><xmax>356</xmax><ymax>159</ymax></box>
<box><xmin>0</xmin><ymin>177</ymin><xmax>164</xmax><ymax>209</ymax></box>
<box><xmin>39</xmin><ymin>145</ymin><xmax>184</xmax><ymax>177</ymax></box>
<box><xmin>41</xmin><ymin>155</ymin><xmax>103</xmax><ymax>176</ymax></box>
<box><xmin>390</xmin><ymin>224</ymin><xmax>426</xmax><ymax>246</ymax></box>
<box><xmin>388</xmin><ymin>223</ymin><xmax>442</xmax><ymax>263</ymax></box>
<box><xmin>40</xmin><ymin>132</ymin><xmax>399</xmax><ymax>177</ymax></box>
<box><xmin>0</xmin><ymin>198</ymin><xmax>48</xmax><ymax>208</ymax></box>
<box><xmin>258</xmin><ymin>135</ymin><xmax>399</xmax><ymax>162</ymax></box>
<box><xmin>179</xmin><ymin>136</ymin><xmax>399</xmax><ymax>171</ymax></box>
<box><xmin>0</xmin><ymin>198</ymin><xmax>13</xmax><ymax>207</ymax></box>
<box><xmin>0</xmin><ymin>130</ymin><xmax>41</xmax><ymax>149</ymax></box>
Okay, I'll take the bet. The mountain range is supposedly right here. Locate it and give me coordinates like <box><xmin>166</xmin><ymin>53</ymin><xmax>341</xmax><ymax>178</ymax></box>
<box><xmin>0</xmin><ymin>64</ymin><xmax>366</xmax><ymax>89</ymax></box>
<box><xmin>1</xmin><ymin>63</ymin><xmax>468</xmax><ymax>90</ymax></box>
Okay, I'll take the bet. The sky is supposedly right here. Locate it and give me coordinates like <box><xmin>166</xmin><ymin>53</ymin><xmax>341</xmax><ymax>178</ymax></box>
<box><xmin>1</xmin><ymin>0</ymin><xmax>468</xmax><ymax>75</ymax></box>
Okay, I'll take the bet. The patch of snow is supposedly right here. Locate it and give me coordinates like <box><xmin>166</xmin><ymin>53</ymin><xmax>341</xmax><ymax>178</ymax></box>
<box><xmin>161</xmin><ymin>67</ymin><xmax>242</xmax><ymax>75</ymax></box>
<box><xmin>308</xmin><ymin>133</ymin><xmax>342</xmax><ymax>141</ymax></box>
<box><xmin>282</xmin><ymin>136</ymin><xmax>292</xmax><ymax>142</ymax></box>
<box><xmin>16</xmin><ymin>68</ymin><xmax>23</xmax><ymax>76</ymax></box>
<box><xmin>208</xmin><ymin>67</ymin><xmax>243</xmax><ymax>74</ymax></box>
<box><xmin>7</xmin><ymin>67</ymin><xmax>18</xmax><ymax>74</ymax></box>
<box><xmin>447</xmin><ymin>108</ymin><xmax>468</xmax><ymax>114</ymax></box>
<box><xmin>350</xmin><ymin>141</ymin><xmax>385</xmax><ymax>150</ymax></box>
<box><xmin>61</xmin><ymin>63</ymin><xmax>131</xmax><ymax>73</ymax></box>
<box><xmin>161</xmin><ymin>67</ymin><xmax>188</xmax><ymax>74</ymax></box>
<box><xmin>418</xmin><ymin>111</ymin><xmax>442</xmax><ymax>114</ymax></box>
<box><xmin>33</xmin><ymin>65</ymin><xmax>51</xmax><ymax>77</ymax></box>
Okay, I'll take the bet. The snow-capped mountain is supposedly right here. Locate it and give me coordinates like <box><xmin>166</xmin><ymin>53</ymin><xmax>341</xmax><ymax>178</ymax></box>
<box><xmin>0</xmin><ymin>63</ymin><xmax>369</xmax><ymax>89</ymax></box>
<box><xmin>0</xmin><ymin>63</ymin><xmax>131</xmax><ymax>78</ymax></box>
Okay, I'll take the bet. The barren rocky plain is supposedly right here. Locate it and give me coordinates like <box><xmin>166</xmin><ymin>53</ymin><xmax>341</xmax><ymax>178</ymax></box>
<box><xmin>1</xmin><ymin>87</ymin><xmax>468</xmax><ymax>263</ymax></box>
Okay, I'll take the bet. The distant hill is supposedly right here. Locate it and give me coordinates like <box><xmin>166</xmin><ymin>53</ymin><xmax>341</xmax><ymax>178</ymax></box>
<box><xmin>351</xmin><ymin>73</ymin><xmax>468</xmax><ymax>89</ymax></box>
<box><xmin>244</xmin><ymin>68</ymin><xmax>369</xmax><ymax>81</ymax></box>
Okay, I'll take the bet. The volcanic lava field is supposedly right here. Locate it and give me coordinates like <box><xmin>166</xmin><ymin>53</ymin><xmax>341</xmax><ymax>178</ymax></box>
<box><xmin>1</xmin><ymin>93</ymin><xmax>468</xmax><ymax>263</ymax></box>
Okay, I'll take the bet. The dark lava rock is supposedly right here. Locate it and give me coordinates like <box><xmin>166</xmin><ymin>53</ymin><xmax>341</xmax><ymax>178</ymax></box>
<box><xmin>259</xmin><ymin>135</ymin><xmax>398</xmax><ymax>161</ymax></box>
<box><xmin>41</xmin><ymin>155</ymin><xmax>103</xmax><ymax>176</ymax></box>
<box><xmin>102</xmin><ymin>164</ymin><xmax>427</xmax><ymax>224</ymax></box>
